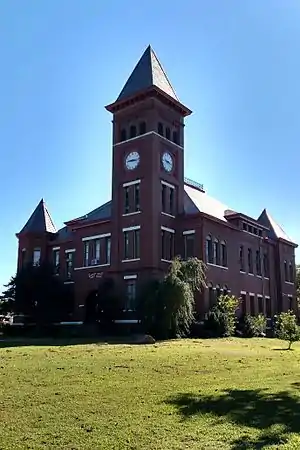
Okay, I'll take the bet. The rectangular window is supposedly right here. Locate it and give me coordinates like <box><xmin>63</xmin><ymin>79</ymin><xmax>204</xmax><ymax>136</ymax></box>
<box><xmin>105</xmin><ymin>237</ymin><xmax>111</xmax><ymax>264</ymax></box>
<box><xmin>83</xmin><ymin>242</ymin><xmax>89</xmax><ymax>267</ymax></box>
<box><xmin>95</xmin><ymin>239</ymin><xmax>100</xmax><ymax>264</ymax></box>
<box><xmin>213</xmin><ymin>240</ymin><xmax>220</xmax><ymax>266</ymax></box>
<box><xmin>266</xmin><ymin>297</ymin><xmax>271</xmax><ymax>317</ymax></box>
<box><xmin>83</xmin><ymin>234</ymin><xmax>111</xmax><ymax>267</ymax></box>
<box><xmin>21</xmin><ymin>249</ymin><xmax>27</xmax><ymax>268</ymax></box>
<box><xmin>184</xmin><ymin>233</ymin><xmax>195</xmax><ymax>259</ymax></box>
<box><xmin>161</xmin><ymin>181</ymin><xmax>176</xmax><ymax>215</ymax></box>
<box><xmin>123</xmin><ymin>228</ymin><xmax>140</xmax><ymax>260</ymax></box>
<box><xmin>241</xmin><ymin>293</ymin><xmax>247</xmax><ymax>315</ymax></box>
<box><xmin>161</xmin><ymin>184</ymin><xmax>166</xmax><ymax>212</ymax></box>
<box><xmin>263</xmin><ymin>253</ymin><xmax>269</xmax><ymax>277</ymax></box>
<box><xmin>284</xmin><ymin>261</ymin><xmax>288</xmax><ymax>281</ymax></box>
<box><xmin>161</xmin><ymin>228</ymin><xmax>175</xmax><ymax>261</ymax></box>
<box><xmin>33</xmin><ymin>248</ymin><xmax>41</xmax><ymax>266</ymax></box>
<box><xmin>53</xmin><ymin>249</ymin><xmax>60</xmax><ymax>275</ymax></box>
<box><xmin>258</xmin><ymin>296</ymin><xmax>264</xmax><ymax>314</ymax></box>
<box><xmin>256</xmin><ymin>250</ymin><xmax>262</xmax><ymax>276</ymax></box>
<box><xmin>248</xmin><ymin>248</ymin><xmax>253</xmax><ymax>274</ymax></box>
<box><xmin>240</xmin><ymin>246</ymin><xmax>245</xmax><ymax>272</ymax></box>
<box><xmin>125</xmin><ymin>280</ymin><xmax>136</xmax><ymax>310</ymax></box>
<box><xmin>221</xmin><ymin>242</ymin><xmax>227</xmax><ymax>267</ymax></box>
<box><xmin>123</xmin><ymin>181</ymin><xmax>141</xmax><ymax>215</ymax></box>
<box><xmin>124</xmin><ymin>187</ymin><xmax>130</xmax><ymax>214</ymax></box>
<box><xmin>249</xmin><ymin>295</ymin><xmax>255</xmax><ymax>316</ymax></box>
<box><xmin>66</xmin><ymin>252</ymin><xmax>74</xmax><ymax>279</ymax></box>
<box><xmin>206</xmin><ymin>237</ymin><xmax>213</xmax><ymax>264</ymax></box>
<box><xmin>134</xmin><ymin>184</ymin><xmax>140</xmax><ymax>212</ymax></box>
<box><xmin>289</xmin><ymin>263</ymin><xmax>294</xmax><ymax>283</ymax></box>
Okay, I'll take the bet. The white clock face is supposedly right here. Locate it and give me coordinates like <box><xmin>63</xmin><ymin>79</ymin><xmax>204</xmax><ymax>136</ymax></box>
<box><xmin>162</xmin><ymin>152</ymin><xmax>173</xmax><ymax>172</ymax></box>
<box><xmin>125</xmin><ymin>151</ymin><xmax>140</xmax><ymax>170</ymax></box>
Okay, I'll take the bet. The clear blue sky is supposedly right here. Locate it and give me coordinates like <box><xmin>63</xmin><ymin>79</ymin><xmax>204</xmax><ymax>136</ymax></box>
<box><xmin>1</xmin><ymin>1</ymin><xmax>299</xmax><ymax>290</ymax></box>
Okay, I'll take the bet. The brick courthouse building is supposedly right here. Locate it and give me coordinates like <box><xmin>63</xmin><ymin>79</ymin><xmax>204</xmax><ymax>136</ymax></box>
<box><xmin>16</xmin><ymin>46</ymin><xmax>297</xmax><ymax>322</ymax></box>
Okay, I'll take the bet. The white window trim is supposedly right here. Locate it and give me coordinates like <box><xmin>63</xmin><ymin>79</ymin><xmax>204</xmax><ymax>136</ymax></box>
<box><xmin>240</xmin><ymin>291</ymin><xmax>247</xmax><ymax>295</ymax></box>
<box><xmin>122</xmin><ymin>225</ymin><xmax>141</xmax><ymax>232</ymax></box>
<box><xmin>122</xmin><ymin>211</ymin><xmax>141</xmax><ymax>217</ymax></box>
<box><xmin>161</xmin><ymin>180</ymin><xmax>175</xmax><ymax>189</ymax></box>
<box><xmin>122</xmin><ymin>258</ymin><xmax>141</xmax><ymax>263</ymax></box>
<box><xmin>124</xmin><ymin>274</ymin><xmax>137</xmax><ymax>280</ymax></box>
<box><xmin>183</xmin><ymin>230</ymin><xmax>195</xmax><ymax>235</ymax></box>
<box><xmin>123</xmin><ymin>179</ymin><xmax>141</xmax><ymax>187</ymax></box>
<box><xmin>285</xmin><ymin>281</ymin><xmax>294</xmax><ymax>285</ymax></box>
<box><xmin>265</xmin><ymin>295</ymin><xmax>270</xmax><ymax>299</ymax></box>
<box><xmin>161</xmin><ymin>226</ymin><xmax>175</xmax><ymax>234</ymax></box>
<box><xmin>65</xmin><ymin>248</ymin><xmax>76</xmax><ymax>253</ymax></box>
<box><xmin>82</xmin><ymin>233</ymin><xmax>111</xmax><ymax>242</ymax></box>
<box><xmin>288</xmin><ymin>294</ymin><xmax>293</xmax><ymax>298</ymax></box>
<box><xmin>207</xmin><ymin>263</ymin><xmax>228</xmax><ymax>270</ymax></box>
<box><xmin>161</xmin><ymin>259</ymin><xmax>172</xmax><ymax>263</ymax></box>
<box><xmin>74</xmin><ymin>263</ymin><xmax>110</xmax><ymax>271</ymax></box>
<box><xmin>64</xmin><ymin>281</ymin><xmax>75</xmax><ymax>284</ymax></box>
<box><xmin>161</xmin><ymin>212</ymin><xmax>175</xmax><ymax>218</ymax></box>
<box><xmin>52</xmin><ymin>247</ymin><xmax>60</xmax><ymax>251</ymax></box>
<box><xmin>249</xmin><ymin>292</ymin><xmax>255</xmax><ymax>296</ymax></box>
<box><xmin>257</xmin><ymin>294</ymin><xmax>263</xmax><ymax>298</ymax></box>
<box><xmin>114</xmin><ymin>319</ymin><xmax>139</xmax><ymax>324</ymax></box>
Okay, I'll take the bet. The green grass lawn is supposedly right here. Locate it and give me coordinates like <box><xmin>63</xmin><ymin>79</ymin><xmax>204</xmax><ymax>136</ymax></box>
<box><xmin>1</xmin><ymin>338</ymin><xmax>300</xmax><ymax>449</ymax></box>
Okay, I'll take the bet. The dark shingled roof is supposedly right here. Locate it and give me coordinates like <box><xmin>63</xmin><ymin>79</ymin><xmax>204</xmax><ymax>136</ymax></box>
<box><xmin>117</xmin><ymin>45</ymin><xmax>178</xmax><ymax>102</ymax></box>
<box><xmin>19</xmin><ymin>199</ymin><xmax>57</xmax><ymax>235</ymax></box>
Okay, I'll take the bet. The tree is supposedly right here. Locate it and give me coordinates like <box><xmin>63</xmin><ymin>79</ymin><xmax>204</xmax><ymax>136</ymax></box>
<box><xmin>0</xmin><ymin>263</ymin><xmax>73</xmax><ymax>326</ymax></box>
<box><xmin>274</xmin><ymin>310</ymin><xmax>300</xmax><ymax>350</ymax></box>
<box><xmin>296</xmin><ymin>265</ymin><xmax>300</xmax><ymax>309</ymax></box>
<box><xmin>0</xmin><ymin>276</ymin><xmax>16</xmax><ymax>314</ymax></box>
<box><xmin>139</xmin><ymin>257</ymin><xmax>206</xmax><ymax>339</ymax></box>
<box><xmin>205</xmin><ymin>294</ymin><xmax>240</xmax><ymax>337</ymax></box>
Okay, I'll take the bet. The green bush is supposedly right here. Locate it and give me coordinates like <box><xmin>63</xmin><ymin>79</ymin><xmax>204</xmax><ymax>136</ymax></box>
<box><xmin>204</xmin><ymin>294</ymin><xmax>239</xmax><ymax>337</ymax></box>
<box><xmin>274</xmin><ymin>310</ymin><xmax>300</xmax><ymax>350</ymax></box>
<box><xmin>242</xmin><ymin>314</ymin><xmax>267</xmax><ymax>338</ymax></box>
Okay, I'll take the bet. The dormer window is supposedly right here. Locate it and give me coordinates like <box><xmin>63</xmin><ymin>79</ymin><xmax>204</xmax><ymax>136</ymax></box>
<box><xmin>139</xmin><ymin>121</ymin><xmax>146</xmax><ymax>135</ymax></box>
<box><xmin>120</xmin><ymin>129</ymin><xmax>127</xmax><ymax>142</ymax></box>
<box><xmin>158</xmin><ymin>122</ymin><xmax>164</xmax><ymax>136</ymax></box>
<box><xmin>130</xmin><ymin>125</ymin><xmax>137</xmax><ymax>138</ymax></box>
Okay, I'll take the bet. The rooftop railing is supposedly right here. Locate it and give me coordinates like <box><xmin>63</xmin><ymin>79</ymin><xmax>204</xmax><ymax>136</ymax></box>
<box><xmin>184</xmin><ymin>177</ymin><xmax>204</xmax><ymax>192</ymax></box>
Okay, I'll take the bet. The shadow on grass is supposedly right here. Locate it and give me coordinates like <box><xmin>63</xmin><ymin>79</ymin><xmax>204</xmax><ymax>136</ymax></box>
<box><xmin>167</xmin><ymin>388</ymin><xmax>300</xmax><ymax>449</ymax></box>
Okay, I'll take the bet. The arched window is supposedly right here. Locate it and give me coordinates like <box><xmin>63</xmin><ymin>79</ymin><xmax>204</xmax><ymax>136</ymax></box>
<box><xmin>248</xmin><ymin>248</ymin><xmax>253</xmax><ymax>274</ymax></box>
<box><xmin>213</xmin><ymin>239</ymin><xmax>220</xmax><ymax>266</ymax></box>
<box><xmin>139</xmin><ymin>121</ymin><xmax>146</xmax><ymax>135</ymax></box>
<box><xmin>172</xmin><ymin>130</ymin><xmax>178</xmax><ymax>144</ymax></box>
<box><xmin>120</xmin><ymin>129</ymin><xmax>127</xmax><ymax>142</ymax></box>
<box><xmin>289</xmin><ymin>262</ymin><xmax>294</xmax><ymax>282</ymax></box>
<box><xmin>208</xmin><ymin>282</ymin><xmax>214</xmax><ymax>308</ymax></box>
<box><xmin>263</xmin><ymin>252</ymin><xmax>269</xmax><ymax>278</ymax></box>
<box><xmin>239</xmin><ymin>245</ymin><xmax>244</xmax><ymax>272</ymax></box>
<box><xmin>221</xmin><ymin>241</ymin><xmax>227</xmax><ymax>267</ymax></box>
<box><xmin>158</xmin><ymin>122</ymin><xmax>164</xmax><ymax>136</ymax></box>
<box><xmin>206</xmin><ymin>235</ymin><xmax>213</xmax><ymax>264</ymax></box>
<box><xmin>129</xmin><ymin>125</ymin><xmax>137</xmax><ymax>138</ymax></box>
<box><xmin>165</xmin><ymin>127</ymin><xmax>171</xmax><ymax>140</ymax></box>
<box><xmin>284</xmin><ymin>260</ymin><xmax>288</xmax><ymax>281</ymax></box>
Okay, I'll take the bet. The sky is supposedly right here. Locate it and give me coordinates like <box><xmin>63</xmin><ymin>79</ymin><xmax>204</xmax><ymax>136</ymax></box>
<box><xmin>0</xmin><ymin>0</ymin><xmax>300</xmax><ymax>290</ymax></box>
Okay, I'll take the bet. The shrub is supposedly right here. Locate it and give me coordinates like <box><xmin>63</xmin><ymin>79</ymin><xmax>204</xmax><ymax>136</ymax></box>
<box><xmin>204</xmin><ymin>294</ymin><xmax>239</xmax><ymax>337</ymax></box>
<box><xmin>242</xmin><ymin>314</ymin><xmax>267</xmax><ymax>338</ymax></box>
<box><xmin>274</xmin><ymin>310</ymin><xmax>300</xmax><ymax>350</ymax></box>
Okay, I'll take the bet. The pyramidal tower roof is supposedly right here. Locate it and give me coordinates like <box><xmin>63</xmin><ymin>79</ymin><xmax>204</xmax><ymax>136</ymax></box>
<box><xmin>18</xmin><ymin>199</ymin><xmax>57</xmax><ymax>235</ymax></box>
<box><xmin>257</xmin><ymin>208</ymin><xmax>294</xmax><ymax>244</ymax></box>
<box><xmin>117</xmin><ymin>45</ymin><xmax>178</xmax><ymax>102</ymax></box>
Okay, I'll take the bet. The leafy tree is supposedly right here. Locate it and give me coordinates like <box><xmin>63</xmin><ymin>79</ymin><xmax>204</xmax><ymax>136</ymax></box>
<box><xmin>205</xmin><ymin>294</ymin><xmax>240</xmax><ymax>337</ymax></box>
<box><xmin>139</xmin><ymin>257</ymin><xmax>206</xmax><ymax>339</ymax></box>
<box><xmin>242</xmin><ymin>314</ymin><xmax>267</xmax><ymax>338</ymax></box>
<box><xmin>0</xmin><ymin>263</ymin><xmax>73</xmax><ymax>326</ymax></box>
<box><xmin>274</xmin><ymin>310</ymin><xmax>300</xmax><ymax>350</ymax></box>
<box><xmin>0</xmin><ymin>276</ymin><xmax>16</xmax><ymax>314</ymax></box>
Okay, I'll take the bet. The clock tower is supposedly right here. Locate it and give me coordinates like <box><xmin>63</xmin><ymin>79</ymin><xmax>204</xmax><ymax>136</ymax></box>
<box><xmin>105</xmin><ymin>46</ymin><xmax>192</xmax><ymax>283</ymax></box>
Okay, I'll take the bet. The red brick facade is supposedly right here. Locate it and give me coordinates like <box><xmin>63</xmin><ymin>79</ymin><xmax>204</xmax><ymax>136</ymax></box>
<box><xmin>16</xmin><ymin>46</ymin><xmax>297</xmax><ymax>322</ymax></box>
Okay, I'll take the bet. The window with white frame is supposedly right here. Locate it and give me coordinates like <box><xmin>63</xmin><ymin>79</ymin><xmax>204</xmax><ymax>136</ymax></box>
<box><xmin>33</xmin><ymin>248</ymin><xmax>41</xmax><ymax>266</ymax></box>
<box><xmin>82</xmin><ymin>234</ymin><xmax>111</xmax><ymax>267</ymax></box>
<box><xmin>53</xmin><ymin>249</ymin><xmax>60</xmax><ymax>275</ymax></box>
<box><xmin>65</xmin><ymin>251</ymin><xmax>75</xmax><ymax>279</ymax></box>
<box><xmin>161</xmin><ymin>226</ymin><xmax>175</xmax><ymax>261</ymax></box>
<box><xmin>183</xmin><ymin>230</ymin><xmax>195</xmax><ymax>259</ymax></box>
<box><xmin>124</xmin><ymin>277</ymin><xmax>137</xmax><ymax>310</ymax></box>
<box><xmin>123</xmin><ymin>226</ymin><xmax>140</xmax><ymax>261</ymax></box>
